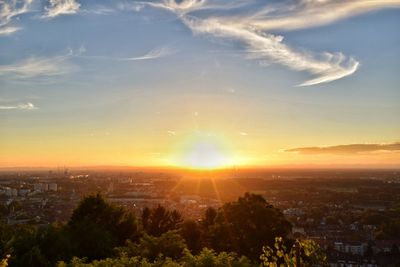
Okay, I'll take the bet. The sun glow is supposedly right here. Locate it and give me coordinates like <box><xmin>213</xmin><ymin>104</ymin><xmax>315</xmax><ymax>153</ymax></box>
<box><xmin>169</xmin><ymin>133</ymin><xmax>238</xmax><ymax>170</ymax></box>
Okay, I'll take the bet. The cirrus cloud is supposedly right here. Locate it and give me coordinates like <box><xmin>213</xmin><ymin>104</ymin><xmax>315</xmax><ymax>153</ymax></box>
<box><xmin>0</xmin><ymin>0</ymin><xmax>32</xmax><ymax>35</ymax></box>
<box><xmin>41</xmin><ymin>0</ymin><xmax>80</xmax><ymax>19</ymax></box>
<box><xmin>140</xmin><ymin>0</ymin><xmax>400</xmax><ymax>86</ymax></box>
<box><xmin>0</xmin><ymin>54</ymin><xmax>75</xmax><ymax>79</ymax></box>
<box><xmin>0</xmin><ymin>102</ymin><xmax>38</xmax><ymax>110</ymax></box>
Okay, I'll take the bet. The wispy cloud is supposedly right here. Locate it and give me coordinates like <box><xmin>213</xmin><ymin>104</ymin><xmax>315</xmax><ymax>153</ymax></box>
<box><xmin>0</xmin><ymin>52</ymin><xmax>75</xmax><ymax>79</ymax></box>
<box><xmin>142</xmin><ymin>0</ymin><xmax>400</xmax><ymax>86</ymax></box>
<box><xmin>247</xmin><ymin>0</ymin><xmax>400</xmax><ymax>32</ymax></box>
<box><xmin>81</xmin><ymin>6</ymin><xmax>115</xmax><ymax>15</ymax></box>
<box><xmin>42</xmin><ymin>0</ymin><xmax>80</xmax><ymax>19</ymax></box>
<box><xmin>0</xmin><ymin>102</ymin><xmax>38</xmax><ymax>110</ymax></box>
<box><xmin>0</xmin><ymin>0</ymin><xmax>32</xmax><ymax>35</ymax></box>
<box><xmin>183</xmin><ymin>17</ymin><xmax>360</xmax><ymax>86</ymax></box>
<box><xmin>284</xmin><ymin>142</ymin><xmax>400</xmax><ymax>154</ymax></box>
<box><xmin>118</xmin><ymin>47</ymin><xmax>174</xmax><ymax>61</ymax></box>
<box><xmin>75</xmin><ymin>46</ymin><xmax>174</xmax><ymax>61</ymax></box>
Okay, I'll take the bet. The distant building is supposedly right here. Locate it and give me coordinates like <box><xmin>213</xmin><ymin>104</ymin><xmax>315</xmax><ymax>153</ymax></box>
<box><xmin>334</xmin><ymin>241</ymin><xmax>367</xmax><ymax>255</ymax></box>
<box><xmin>33</xmin><ymin>183</ymin><xmax>43</xmax><ymax>192</ymax></box>
<box><xmin>283</xmin><ymin>208</ymin><xmax>304</xmax><ymax>217</ymax></box>
<box><xmin>18</xmin><ymin>189</ymin><xmax>30</xmax><ymax>196</ymax></box>
<box><xmin>49</xmin><ymin>183</ymin><xmax>58</xmax><ymax>191</ymax></box>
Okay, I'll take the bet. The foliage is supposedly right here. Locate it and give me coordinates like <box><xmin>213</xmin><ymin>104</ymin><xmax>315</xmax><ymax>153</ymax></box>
<box><xmin>5</xmin><ymin>224</ymin><xmax>50</xmax><ymax>267</ymax></box>
<box><xmin>57</xmin><ymin>248</ymin><xmax>254</xmax><ymax>267</ymax></box>
<box><xmin>142</xmin><ymin>205</ymin><xmax>183</xmax><ymax>237</ymax></box>
<box><xmin>209</xmin><ymin>193</ymin><xmax>292</xmax><ymax>260</ymax></box>
<box><xmin>201</xmin><ymin>207</ymin><xmax>217</xmax><ymax>229</ymax></box>
<box><xmin>260</xmin><ymin>237</ymin><xmax>328</xmax><ymax>267</ymax></box>
<box><xmin>68</xmin><ymin>193</ymin><xmax>139</xmax><ymax>260</ymax></box>
<box><xmin>1</xmin><ymin>193</ymin><xmax>319</xmax><ymax>266</ymax></box>
<box><xmin>180</xmin><ymin>220</ymin><xmax>202</xmax><ymax>254</ymax></box>
<box><xmin>0</xmin><ymin>223</ymin><xmax>14</xmax><ymax>257</ymax></box>
<box><xmin>119</xmin><ymin>230</ymin><xmax>187</xmax><ymax>261</ymax></box>
<box><xmin>37</xmin><ymin>223</ymin><xmax>74</xmax><ymax>264</ymax></box>
<box><xmin>199</xmin><ymin>207</ymin><xmax>217</xmax><ymax>247</ymax></box>
<box><xmin>181</xmin><ymin>248</ymin><xmax>254</xmax><ymax>267</ymax></box>
<box><xmin>0</xmin><ymin>254</ymin><xmax>10</xmax><ymax>267</ymax></box>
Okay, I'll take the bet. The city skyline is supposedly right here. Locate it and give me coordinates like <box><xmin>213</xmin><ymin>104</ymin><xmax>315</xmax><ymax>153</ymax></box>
<box><xmin>1</xmin><ymin>0</ymin><xmax>399</xmax><ymax>169</ymax></box>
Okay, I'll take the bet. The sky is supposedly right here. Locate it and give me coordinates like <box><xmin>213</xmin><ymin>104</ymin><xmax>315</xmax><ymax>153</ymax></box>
<box><xmin>0</xmin><ymin>0</ymin><xmax>399</xmax><ymax>169</ymax></box>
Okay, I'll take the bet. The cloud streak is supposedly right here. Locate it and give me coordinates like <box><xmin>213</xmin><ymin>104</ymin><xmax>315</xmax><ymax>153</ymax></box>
<box><xmin>284</xmin><ymin>142</ymin><xmax>400</xmax><ymax>154</ymax></box>
<box><xmin>143</xmin><ymin>0</ymin><xmax>400</xmax><ymax>86</ymax></box>
<box><xmin>0</xmin><ymin>102</ymin><xmax>37</xmax><ymax>110</ymax></box>
<box><xmin>0</xmin><ymin>52</ymin><xmax>75</xmax><ymax>79</ymax></box>
<box><xmin>248</xmin><ymin>0</ymin><xmax>400</xmax><ymax>32</ymax></box>
<box><xmin>42</xmin><ymin>0</ymin><xmax>80</xmax><ymax>19</ymax></box>
<box><xmin>0</xmin><ymin>0</ymin><xmax>32</xmax><ymax>35</ymax></box>
<box><xmin>118</xmin><ymin>47</ymin><xmax>174</xmax><ymax>61</ymax></box>
<box><xmin>183</xmin><ymin>17</ymin><xmax>360</xmax><ymax>86</ymax></box>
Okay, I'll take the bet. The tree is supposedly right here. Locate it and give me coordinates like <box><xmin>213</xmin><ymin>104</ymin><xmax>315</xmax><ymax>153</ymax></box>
<box><xmin>142</xmin><ymin>205</ymin><xmax>183</xmax><ymax>237</ymax></box>
<box><xmin>68</xmin><ymin>193</ymin><xmax>139</xmax><ymax>260</ymax></box>
<box><xmin>209</xmin><ymin>193</ymin><xmax>292</xmax><ymax>260</ymax></box>
<box><xmin>180</xmin><ymin>220</ymin><xmax>202</xmax><ymax>254</ymax></box>
<box><xmin>5</xmin><ymin>225</ymin><xmax>50</xmax><ymax>267</ymax></box>
<box><xmin>181</xmin><ymin>248</ymin><xmax>254</xmax><ymax>267</ymax></box>
<box><xmin>201</xmin><ymin>207</ymin><xmax>217</xmax><ymax>229</ymax></box>
<box><xmin>200</xmin><ymin>207</ymin><xmax>217</xmax><ymax>248</ymax></box>
<box><xmin>37</xmin><ymin>223</ymin><xmax>74</xmax><ymax>265</ymax></box>
<box><xmin>0</xmin><ymin>223</ymin><xmax>14</xmax><ymax>258</ymax></box>
<box><xmin>121</xmin><ymin>230</ymin><xmax>187</xmax><ymax>261</ymax></box>
<box><xmin>260</xmin><ymin>237</ymin><xmax>328</xmax><ymax>267</ymax></box>
<box><xmin>57</xmin><ymin>248</ymin><xmax>254</xmax><ymax>267</ymax></box>
<box><xmin>0</xmin><ymin>254</ymin><xmax>10</xmax><ymax>267</ymax></box>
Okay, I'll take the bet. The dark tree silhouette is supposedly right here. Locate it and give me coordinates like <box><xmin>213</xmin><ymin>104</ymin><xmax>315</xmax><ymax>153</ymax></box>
<box><xmin>180</xmin><ymin>220</ymin><xmax>202</xmax><ymax>254</ymax></box>
<box><xmin>68</xmin><ymin>193</ymin><xmax>139</xmax><ymax>260</ymax></box>
<box><xmin>201</xmin><ymin>207</ymin><xmax>217</xmax><ymax>229</ymax></box>
<box><xmin>141</xmin><ymin>205</ymin><xmax>183</xmax><ymax>236</ymax></box>
<box><xmin>209</xmin><ymin>193</ymin><xmax>292</xmax><ymax>260</ymax></box>
<box><xmin>121</xmin><ymin>230</ymin><xmax>187</xmax><ymax>261</ymax></box>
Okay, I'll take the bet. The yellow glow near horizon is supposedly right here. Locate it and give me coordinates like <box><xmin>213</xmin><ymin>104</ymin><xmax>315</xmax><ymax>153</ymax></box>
<box><xmin>169</xmin><ymin>133</ymin><xmax>239</xmax><ymax>170</ymax></box>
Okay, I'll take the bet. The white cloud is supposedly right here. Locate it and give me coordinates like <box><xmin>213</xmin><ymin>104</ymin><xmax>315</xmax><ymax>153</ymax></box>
<box><xmin>42</xmin><ymin>0</ymin><xmax>80</xmax><ymax>19</ymax></box>
<box><xmin>144</xmin><ymin>0</ymin><xmax>400</xmax><ymax>86</ymax></box>
<box><xmin>0</xmin><ymin>102</ymin><xmax>38</xmax><ymax>110</ymax></box>
<box><xmin>184</xmin><ymin>17</ymin><xmax>360</xmax><ymax>86</ymax></box>
<box><xmin>74</xmin><ymin>46</ymin><xmax>174</xmax><ymax>61</ymax></box>
<box><xmin>0</xmin><ymin>25</ymin><xmax>20</xmax><ymax>35</ymax></box>
<box><xmin>0</xmin><ymin>0</ymin><xmax>32</xmax><ymax>35</ymax></box>
<box><xmin>81</xmin><ymin>6</ymin><xmax>115</xmax><ymax>15</ymax></box>
<box><xmin>247</xmin><ymin>0</ymin><xmax>400</xmax><ymax>31</ymax></box>
<box><xmin>134</xmin><ymin>0</ymin><xmax>206</xmax><ymax>14</ymax></box>
<box><xmin>0</xmin><ymin>53</ymin><xmax>75</xmax><ymax>79</ymax></box>
<box><xmin>119</xmin><ymin>47</ymin><xmax>174</xmax><ymax>61</ymax></box>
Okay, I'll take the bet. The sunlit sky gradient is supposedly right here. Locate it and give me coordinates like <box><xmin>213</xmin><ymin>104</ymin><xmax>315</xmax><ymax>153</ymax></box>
<box><xmin>0</xmin><ymin>0</ymin><xmax>399</xmax><ymax>168</ymax></box>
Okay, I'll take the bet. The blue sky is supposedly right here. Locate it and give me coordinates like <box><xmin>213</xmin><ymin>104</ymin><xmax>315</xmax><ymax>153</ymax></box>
<box><xmin>0</xmin><ymin>0</ymin><xmax>399</xmax><ymax>167</ymax></box>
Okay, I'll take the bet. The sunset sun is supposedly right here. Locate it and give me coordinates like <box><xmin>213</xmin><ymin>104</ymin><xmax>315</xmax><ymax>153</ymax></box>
<box><xmin>170</xmin><ymin>134</ymin><xmax>236</xmax><ymax>170</ymax></box>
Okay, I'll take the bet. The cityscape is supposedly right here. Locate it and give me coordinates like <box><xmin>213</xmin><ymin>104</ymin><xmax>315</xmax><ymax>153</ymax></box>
<box><xmin>1</xmin><ymin>0</ymin><xmax>400</xmax><ymax>266</ymax></box>
<box><xmin>1</xmin><ymin>168</ymin><xmax>399</xmax><ymax>266</ymax></box>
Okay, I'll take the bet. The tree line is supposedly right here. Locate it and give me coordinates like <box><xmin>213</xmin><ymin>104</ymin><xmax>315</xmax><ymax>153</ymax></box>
<box><xmin>0</xmin><ymin>193</ymin><xmax>326</xmax><ymax>266</ymax></box>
